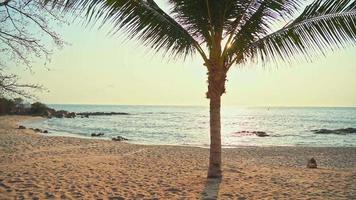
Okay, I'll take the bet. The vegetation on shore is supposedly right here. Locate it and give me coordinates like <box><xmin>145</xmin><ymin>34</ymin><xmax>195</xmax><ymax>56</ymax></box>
<box><xmin>0</xmin><ymin>97</ymin><xmax>130</xmax><ymax>118</ymax></box>
<box><xmin>0</xmin><ymin>97</ymin><xmax>75</xmax><ymax>118</ymax></box>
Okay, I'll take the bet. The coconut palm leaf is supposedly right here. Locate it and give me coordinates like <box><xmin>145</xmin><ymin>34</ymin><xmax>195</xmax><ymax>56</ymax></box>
<box><xmin>238</xmin><ymin>0</ymin><xmax>356</xmax><ymax>65</ymax></box>
<box><xmin>169</xmin><ymin>0</ymin><xmax>301</xmax><ymax>49</ymax></box>
<box><xmin>223</xmin><ymin>0</ymin><xmax>302</xmax><ymax>61</ymax></box>
<box><xmin>45</xmin><ymin>0</ymin><xmax>207</xmax><ymax>60</ymax></box>
<box><xmin>169</xmin><ymin>0</ymin><xmax>247</xmax><ymax>47</ymax></box>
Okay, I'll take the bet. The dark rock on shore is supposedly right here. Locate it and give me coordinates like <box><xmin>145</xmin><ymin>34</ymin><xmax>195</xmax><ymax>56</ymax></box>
<box><xmin>30</xmin><ymin>128</ymin><xmax>48</xmax><ymax>134</ymax></box>
<box><xmin>18</xmin><ymin>125</ymin><xmax>26</xmax><ymax>129</ymax></box>
<box><xmin>253</xmin><ymin>131</ymin><xmax>269</xmax><ymax>137</ymax></box>
<box><xmin>307</xmin><ymin>158</ymin><xmax>317</xmax><ymax>168</ymax></box>
<box><xmin>112</xmin><ymin>136</ymin><xmax>128</xmax><ymax>141</ymax></box>
<box><xmin>234</xmin><ymin>131</ymin><xmax>269</xmax><ymax>137</ymax></box>
<box><xmin>311</xmin><ymin>128</ymin><xmax>356</xmax><ymax>135</ymax></box>
<box><xmin>77</xmin><ymin>112</ymin><xmax>130</xmax><ymax>117</ymax></box>
<box><xmin>33</xmin><ymin>128</ymin><xmax>42</xmax><ymax>132</ymax></box>
<box><xmin>91</xmin><ymin>133</ymin><xmax>105</xmax><ymax>137</ymax></box>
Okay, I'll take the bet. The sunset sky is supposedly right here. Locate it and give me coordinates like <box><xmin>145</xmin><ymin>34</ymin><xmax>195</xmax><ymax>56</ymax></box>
<box><xmin>8</xmin><ymin>1</ymin><xmax>356</xmax><ymax>107</ymax></box>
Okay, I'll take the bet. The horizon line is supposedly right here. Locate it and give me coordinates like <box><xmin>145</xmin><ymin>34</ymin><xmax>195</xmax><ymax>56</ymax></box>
<box><xmin>45</xmin><ymin>103</ymin><xmax>356</xmax><ymax>108</ymax></box>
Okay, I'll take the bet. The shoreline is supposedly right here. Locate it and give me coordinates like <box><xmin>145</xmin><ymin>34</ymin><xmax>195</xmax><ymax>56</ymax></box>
<box><xmin>18</xmin><ymin>115</ymin><xmax>356</xmax><ymax>149</ymax></box>
<box><xmin>1</xmin><ymin>115</ymin><xmax>356</xmax><ymax>199</ymax></box>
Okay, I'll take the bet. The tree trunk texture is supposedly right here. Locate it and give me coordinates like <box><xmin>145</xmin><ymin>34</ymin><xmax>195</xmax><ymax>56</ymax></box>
<box><xmin>207</xmin><ymin>93</ymin><xmax>222</xmax><ymax>178</ymax></box>
<box><xmin>207</xmin><ymin>66</ymin><xmax>226</xmax><ymax>178</ymax></box>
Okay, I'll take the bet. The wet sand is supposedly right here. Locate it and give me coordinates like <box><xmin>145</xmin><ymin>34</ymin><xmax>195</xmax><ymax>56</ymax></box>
<box><xmin>1</xmin><ymin>116</ymin><xmax>356</xmax><ymax>199</ymax></box>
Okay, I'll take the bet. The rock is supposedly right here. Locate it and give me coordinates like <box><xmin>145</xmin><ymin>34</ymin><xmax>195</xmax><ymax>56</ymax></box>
<box><xmin>253</xmin><ymin>131</ymin><xmax>269</xmax><ymax>137</ymax></box>
<box><xmin>43</xmin><ymin>109</ymin><xmax>55</xmax><ymax>118</ymax></box>
<box><xmin>340</xmin><ymin>128</ymin><xmax>356</xmax><ymax>133</ymax></box>
<box><xmin>233</xmin><ymin>131</ymin><xmax>269</xmax><ymax>137</ymax></box>
<box><xmin>112</xmin><ymin>136</ymin><xmax>128</xmax><ymax>141</ymax></box>
<box><xmin>18</xmin><ymin>125</ymin><xmax>26</xmax><ymax>129</ymax></box>
<box><xmin>53</xmin><ymin>110</ymin><xmax>69</xmax><ymax>118</ymax></box>
<box><xmin>311</xmin><ymin>128</ymin><xmax>356</xmax><ymax>135</ymax></box>
<box><xmin>307</xmin><ymin>158</ymin><xmax>317</xmax><ymax>168</ymax></box>
<box><xmin>30</xmin><ymin>128</ymin><xmax>47</xmax><ymax>133</ymax></box>
<box><xmin>33</xmin><ymin>128</ymin><xmax>42</xmax><ymax>133</ymax></box>
<box><xmin>77</xmin><ymin>112</ymin><xmax>130</xmax><ymax>117</ymax></box>
<box><xmin>91</xmin><ymin>133</ymin><xmax>104</xmax><ymax>137</ymax></box>
<box><xmin>312</xmin><ymin>129</ymin><xmax>336</xmax><ymax>134</ymax></box>
<box><xmin>51</xmin><ymin>110</ymin><xmax>75</xmax><ymax>118</ymax></box>
<box><xmin>66</xmin><ymin>112</ymin><xmax>76</xmax><ymax>118</ymax></box>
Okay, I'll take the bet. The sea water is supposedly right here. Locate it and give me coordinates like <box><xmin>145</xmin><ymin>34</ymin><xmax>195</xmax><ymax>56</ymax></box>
<box><xmin>23</xmin><ymin>105</ymin><xmax>356</xmax><ymax>147</ymax></box>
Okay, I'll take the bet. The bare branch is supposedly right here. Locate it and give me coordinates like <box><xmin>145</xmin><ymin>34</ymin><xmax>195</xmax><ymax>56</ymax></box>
<box><xmin>0</xmin><ymin>71</ymin><xmax>45</xmax><ymax>99</ymax></box>
<box><xmin>0</xmin><ymin>0</ymin><xmax>67</xmax><ymax>98</ymax></box>
<box><xmin>0</xmin><ymin>0</ymin><xmax>66</xmax><ymax>68</ymax></box>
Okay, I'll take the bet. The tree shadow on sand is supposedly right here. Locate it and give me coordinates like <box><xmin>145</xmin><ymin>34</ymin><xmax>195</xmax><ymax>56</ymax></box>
<box><xmin>201</xmin><ymin>178</ymin><xmax>221</xmax><ymax>200</ymax></box>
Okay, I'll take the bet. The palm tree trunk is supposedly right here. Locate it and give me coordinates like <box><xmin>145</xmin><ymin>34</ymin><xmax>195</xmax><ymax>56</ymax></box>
<box><xmin>207</xmin><ymin>93</ymin><xmax>222</xmax><ymax>178</ymax></box>
<box><xmin>206</xmin><ymin>64</ymin><xmax>225</xmax><ymax>178</ymax></box>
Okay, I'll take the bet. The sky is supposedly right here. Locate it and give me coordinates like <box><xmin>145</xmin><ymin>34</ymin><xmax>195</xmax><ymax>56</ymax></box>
<box><xmin>7</xmin><ymin>1</ymin><xmax>356</xmax><ymax>107</ymax></box>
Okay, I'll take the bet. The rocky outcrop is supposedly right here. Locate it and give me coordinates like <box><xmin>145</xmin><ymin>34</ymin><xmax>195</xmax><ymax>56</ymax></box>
<box><xmin>1</xmin><ymin>98</ymin><xmax>128</xmax><ymax>119</ymax></box>
<box><xmin>311</xmin><ymin>128</ymin><xmax>356</xmax><ymax>135</ymax></box>
<box><xmin>91</xmin><ymin>133</ymin><xmax>104</xmax><ymax>137</ymax></box>
<box><xmin>27</xmin><ymin>102</ymin><xmax>76</xmax><ymax>119</ymax></box>
<box><xmin>112</xmin><ymin>136</ymin><xmax>128</xmax><ymax>141</ymax></box>
<box><xmin>307</xmin><ymin>158</ymin><xmax>317</xmax><ymax>168</ymax></box>
<box><xmin>51</xmin><ymin>110</ymin><xmax>76</xmax><ymax>118</ymax></box>
<box><xmin>233</xmin><ymin>131</ymin><xmax>269</xmax><ymax>137</ymax></box>
<box><xmin>77</xmin><ymin>112</ymin><xmax>130</xmax><ymax>117</ymax></box>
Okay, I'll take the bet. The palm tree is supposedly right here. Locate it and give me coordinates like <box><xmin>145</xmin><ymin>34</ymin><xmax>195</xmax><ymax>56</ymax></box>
<box><xmin>46</xmin><ymin>0</ymin><xmax>356</xmax><ymax>178</ymax></box>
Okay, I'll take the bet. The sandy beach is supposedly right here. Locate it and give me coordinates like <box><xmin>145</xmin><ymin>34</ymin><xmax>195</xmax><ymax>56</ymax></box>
<box><xmin>0</xmin><ymin>116</ymin><xmax>356</xmax><ymax>199</ymax></box>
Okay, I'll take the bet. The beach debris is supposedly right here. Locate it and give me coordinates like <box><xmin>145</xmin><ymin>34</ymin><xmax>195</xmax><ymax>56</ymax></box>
<box><xmin>233</xmin><ymin>131</ymin><xmax>269</xmax><ymax>137</ymax></box>
<box><xmin>91</xmin><ymin>133</ymin><xmax>105</xmax><ymax>137</ymax></box>
<box><xmin>112</xmin><ymin>136</ymin><xmax>128</xmax><ymax>141</ymax></box>
<box><xmin>18</xmin><ymin>125</ymin><xmax>26</xmax><ymax>129</ymax></box>
<box><xmin>311</xmin><ymin>128</ymin><xmax>356</xmax><ymax>135</ymax></box>
<box><xmin>307</xmin><ymin>158</ymin><xmax>317</xmax><ymax>169</ymax></box>
<box><xmin>43</xmin><ymin>130</ymin><xmax>48</xmax><ymax>133</ymax></box>
<box><xmin>77</xmin><ymin>112</ymin><xmax>130</xmax><ymax>117</ymax></box>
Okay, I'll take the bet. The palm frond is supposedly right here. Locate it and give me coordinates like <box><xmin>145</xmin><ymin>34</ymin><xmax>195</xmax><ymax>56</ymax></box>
<box><xmin>240</xmin><ymin>0</ymin><xmax>356</xmax><ymax>65</ymax></box>
<box><xmin>45</xmin><ymin>0</ymin><xmax>207</xmax><ymax>60</ymax></box>
<box><xmin>222</xmin><ymin>0</ymin><xmax>301</xmax><ymax>58</ymax></box>
<box><xmin>169</xmin><ymin>0</ymin><xmax>248</xmax><ymax>48</ymax></box>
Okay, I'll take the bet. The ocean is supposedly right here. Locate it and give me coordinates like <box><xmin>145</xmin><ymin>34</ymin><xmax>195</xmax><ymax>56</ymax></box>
<box><xmin>23</xmin><ymin>105</ymin><xmax>356</xmax><ymax>148</ymax></box>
